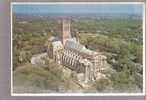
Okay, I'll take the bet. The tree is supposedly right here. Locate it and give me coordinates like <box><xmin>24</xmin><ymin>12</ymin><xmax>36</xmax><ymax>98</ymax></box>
<box><xmin>93</xmin><ymin>78</ymin><xmax>111</xmax><ymax>92</ymax></box>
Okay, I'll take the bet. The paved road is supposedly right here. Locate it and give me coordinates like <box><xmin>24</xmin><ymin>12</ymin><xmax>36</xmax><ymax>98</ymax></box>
<box><xmin>31</xmin><ymin>52</ymin><xmax>48</xmax><ymax>67</ymax></box>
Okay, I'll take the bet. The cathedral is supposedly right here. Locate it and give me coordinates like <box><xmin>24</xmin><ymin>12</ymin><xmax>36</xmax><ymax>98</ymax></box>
<box><xmin>47</xmin><ymin>18</ymin><xmax>107</xmax><ymax>83</ymax></box>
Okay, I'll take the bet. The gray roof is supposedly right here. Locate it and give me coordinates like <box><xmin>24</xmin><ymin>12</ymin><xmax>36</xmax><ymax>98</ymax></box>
<box><xmin>65</xmin><ymin>39</ymin><xmax>84</xmax><ymax>50</ymax></box>
<box><xmin>64</xmin><ymin>39</ymin><xmax>96</xmax><ymax>55</ymax></box>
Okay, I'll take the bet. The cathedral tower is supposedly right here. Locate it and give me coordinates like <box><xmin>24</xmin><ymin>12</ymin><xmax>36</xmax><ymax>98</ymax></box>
<box><xmin>62</xmin><ymin>18</ymin><xmax>71</xmax><ymax>45</ymax></box>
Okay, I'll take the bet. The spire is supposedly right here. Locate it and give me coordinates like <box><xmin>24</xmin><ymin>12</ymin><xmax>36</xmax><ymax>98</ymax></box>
<box><xmin>75</xmin><ymin>31</ymin><xmax>80</xmax><ymax>43</ymax></box>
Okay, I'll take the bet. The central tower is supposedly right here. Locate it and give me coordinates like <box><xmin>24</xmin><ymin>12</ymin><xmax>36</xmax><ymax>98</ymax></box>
<box><xmin>62</xmin><ymin>18</ymin><xmax>71</xmax><ymax>45</ymax></box>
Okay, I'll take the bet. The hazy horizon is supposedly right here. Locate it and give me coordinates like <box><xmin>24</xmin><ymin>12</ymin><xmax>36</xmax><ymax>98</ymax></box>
<box><xmin>12</xmin><ymin>4</ymin><xmax>143</xmax><ymax>16</ymax></box>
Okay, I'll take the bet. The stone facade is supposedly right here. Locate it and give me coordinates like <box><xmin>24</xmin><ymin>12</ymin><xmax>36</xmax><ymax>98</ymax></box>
<box><xmin>47</xmin><ymin>18</ymin><xmax>107</xmax><ymax>83</ymax></box>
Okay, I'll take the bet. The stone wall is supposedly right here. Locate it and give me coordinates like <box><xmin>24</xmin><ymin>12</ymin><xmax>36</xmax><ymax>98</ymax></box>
<box><xmin>49</xmin><ymin>47</ymin><xmax>106</xmax><ymax>82</ymax></box>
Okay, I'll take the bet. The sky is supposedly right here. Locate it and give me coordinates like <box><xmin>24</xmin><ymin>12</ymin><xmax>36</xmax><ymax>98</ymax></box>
<box><xmin>12</xmin><ymin>4</ymin><xmax>143</xmax><ymax>15</ymax></box>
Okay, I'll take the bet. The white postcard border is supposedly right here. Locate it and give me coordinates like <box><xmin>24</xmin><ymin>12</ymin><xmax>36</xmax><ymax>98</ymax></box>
<box><xmin>11</xmin><ymin>2</ymin><xmax>146</xmax><ymax>96</ymax></box>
